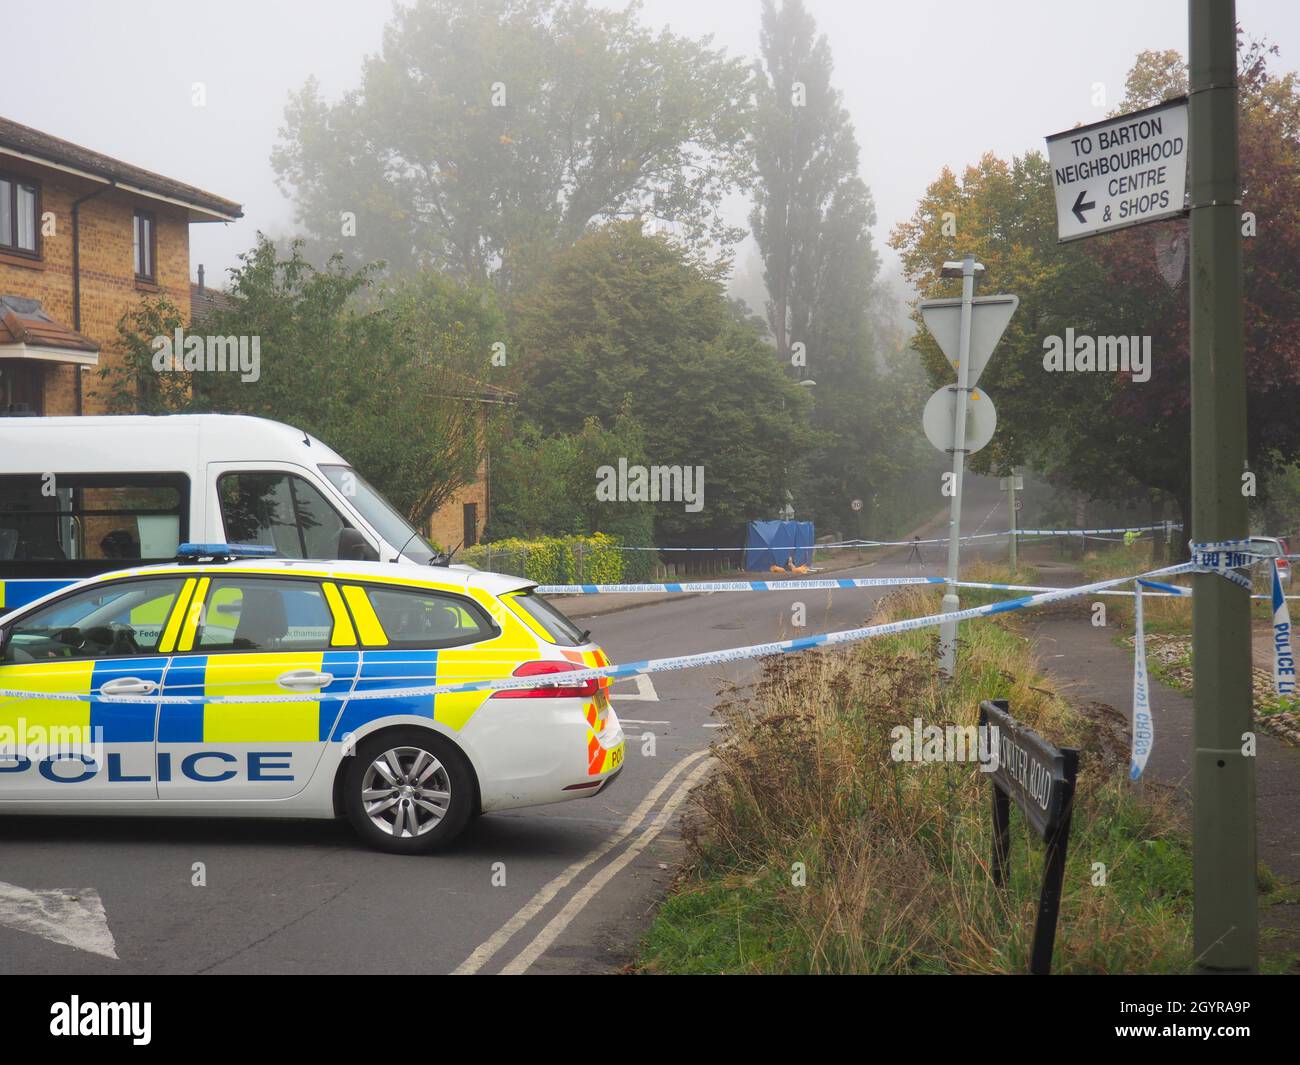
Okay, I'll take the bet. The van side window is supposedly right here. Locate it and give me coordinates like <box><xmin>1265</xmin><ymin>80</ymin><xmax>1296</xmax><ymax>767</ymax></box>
<box><xmin>0</xmin><ymin>473</ymin><xmax>187</xmax><ymax>566</ymax></box>
<box><xmin>217</xmin><ymin>472</ymin><xmax>348</xmax><ymax>559</ymax></box>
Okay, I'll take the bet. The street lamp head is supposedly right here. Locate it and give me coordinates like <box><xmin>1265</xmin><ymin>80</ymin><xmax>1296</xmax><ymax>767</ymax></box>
<box><xmin>940</xmin><ymin>259</ymin><xmax>986</xmax><ymax>279</ymax></box>
<box><xmin>798</xmin><ymin>379</ymin><xmax>817</xmax><ymax>387</ymax></box>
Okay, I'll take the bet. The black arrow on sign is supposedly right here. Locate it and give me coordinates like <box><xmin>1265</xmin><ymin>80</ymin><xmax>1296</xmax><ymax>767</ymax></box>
<box><xmin>1072</xmin><ymin>189</ymin><xmax>1095</xmax><ymax>224</ymax></box>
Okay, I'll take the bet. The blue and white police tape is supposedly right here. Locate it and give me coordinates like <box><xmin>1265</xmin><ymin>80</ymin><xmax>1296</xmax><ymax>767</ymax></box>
<box><xmin>0</xmin><ymin>561</ymin><xmax>1200</xmax><ymax>707</ymax></box>
<box><xmin>1130</xmin><ymin>579</ymin><xmax>1154</xmax><ymax>780</ymax></box>
<box><xmin>597</xmin><ymin>525</ymin><xmax>1180</xmax><ymax>551</ymax></box>
<box><xmin>1189</xmin><ymin>539</ymin><xmax>1255</xmax><ymax>590</ymax></box>
<box><xmin>538</xmin><ymin>577</ymin><xmax>948</xmax><ymax>594</ymax></box>
<box><xmin>1272</xmin><ymin>559</ymin><xmax>1296</xmax><ymax>699</ymax></box>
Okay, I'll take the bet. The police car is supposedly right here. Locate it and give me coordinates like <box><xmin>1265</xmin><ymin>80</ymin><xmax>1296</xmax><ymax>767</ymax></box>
<box><xmin>0</xmin><ymin>546</ymin><xmax>625</xmax><ymax>854</ymax></box>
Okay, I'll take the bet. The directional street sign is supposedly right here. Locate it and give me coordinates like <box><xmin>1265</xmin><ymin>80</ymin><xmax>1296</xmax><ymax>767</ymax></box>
<box><xmin>919</xmin><ymin>295</ymin><xmax>1019</xmax><ymax>388</ymax></box>
<box><xmin>922</xmin><ymin>384</ymin><xmax>997</xmax><ymax>455</ymax></box>
<box><xmin>1045</xmin><ymin>96</ymin><xmax>1189</xmax><ymax>242</ymax></box>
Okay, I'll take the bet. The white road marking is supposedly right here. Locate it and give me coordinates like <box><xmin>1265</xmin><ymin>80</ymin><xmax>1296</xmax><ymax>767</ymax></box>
<box><xmin>618</xmin><ymin>719</ymin><xmax>670</xmax><ymax>726</ymax></box>
<box><xmin>611</xmin><ymin>674</ymin><xmax>659</xmax><ymax>701</ymax></box>
<box><xmin>702</xmin><ymin>722</ymin><xmax>727</xmax><ymax>728</ymax></box>
<box><xmin>451</xmin><ymin>747</ymin><xmax>711</xmax><ymax>975</ymax></box>
<box><xmin>499</xmin><ymin>756</ymin><xmax>715</xmax><ymax>974</ymax></box>
<box><xmin>0</xmin><ymin>881</ymin><xmax>118</xmax><ymax>959</ymax></box>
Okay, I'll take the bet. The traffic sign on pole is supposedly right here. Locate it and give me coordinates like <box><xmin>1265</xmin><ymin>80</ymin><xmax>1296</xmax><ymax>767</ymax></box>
<box><xmin>1045</xmin><ymin>96</ymin><xmax>1189</xmax><ymax>242</ymax></box>
<box><xmin>922</xmin><ymin>385</ymin><xmax>997</xmax><ymax>455</ymax></box>
<box><xmin>919</xmin><ymin>295</ymin><xmax>1019</xmax><ymax>388</ymax></box>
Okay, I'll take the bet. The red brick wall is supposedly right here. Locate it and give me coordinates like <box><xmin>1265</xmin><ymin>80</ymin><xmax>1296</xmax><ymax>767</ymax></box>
<box><xmin>0</xmin><ymin>161</ymin><xmax>191</xmax><ymax>415</ymax></box>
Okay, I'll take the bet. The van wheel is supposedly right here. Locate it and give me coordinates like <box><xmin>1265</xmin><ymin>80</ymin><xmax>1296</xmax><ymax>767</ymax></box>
<box><xmin>344</xmin><ymin>730</ymin><xmax>473</xmax><ymax>854</ymax></box>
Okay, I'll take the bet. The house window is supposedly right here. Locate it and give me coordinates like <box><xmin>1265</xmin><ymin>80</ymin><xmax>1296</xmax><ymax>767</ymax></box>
<box><xmin>133</xmin><ymin>210</ymin><xmax>155</xmax><ymax>280</ymax></box>
<box><xmin>0</xmin><ymin>174</ymin><xmax>39</xmax><ymax>256</ymax></box>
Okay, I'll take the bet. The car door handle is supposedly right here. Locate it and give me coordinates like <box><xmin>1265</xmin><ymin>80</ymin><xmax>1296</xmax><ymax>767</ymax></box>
<box><xmin>277</xmin><ymin>670</ymin><xmax>335</xmax><ymax>691</ymax></box>
<box><xmin>98</xmin><ymin>677</ymin><xmax>158</xmax><ymax>697</ymax></box>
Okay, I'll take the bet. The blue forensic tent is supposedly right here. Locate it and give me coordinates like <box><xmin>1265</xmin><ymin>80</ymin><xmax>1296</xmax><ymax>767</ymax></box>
<box><xmin>744</xmin><ymin>521</ymin><xmax>815</xmax><ymax>571</ymax></box>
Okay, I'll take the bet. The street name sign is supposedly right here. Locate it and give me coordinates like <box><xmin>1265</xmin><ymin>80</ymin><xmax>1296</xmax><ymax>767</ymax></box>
<box><xmin>979</xmin><ymin>699</ymin><xmax>1080</xmax><ymax>975</ymax></box>
<box><xmin>922</xmin><ymin>385</ymin><xmax>996</xmax><ymax>455</ymax></box>
<box><xmin>1046</xmin><ymin>97</ymin><xmax>1189</xmax><ymax>242</ymax></box>
<box><xmin>919</xmin><ymin>295</ymin><xmax>1019</xmax><ymax>388</ymax></box>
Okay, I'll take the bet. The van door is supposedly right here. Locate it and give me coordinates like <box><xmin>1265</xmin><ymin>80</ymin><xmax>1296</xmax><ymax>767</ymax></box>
<box><xmin>207</xmin><ymin>464</ymin><xmax>373</xmax><ymax>560</ymax></box>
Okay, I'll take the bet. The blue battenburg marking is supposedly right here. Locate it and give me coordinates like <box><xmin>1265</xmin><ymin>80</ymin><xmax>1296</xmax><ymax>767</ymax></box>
<box><xmin>158</xmin><ymin>655</ymin><xmax>207</xmax><ymax>742</ymax></box>
<box><xmin>90</xmin><ymin>658</ymin><xmax>166</xmax><ymax>742</ymax></box>
<box><xmin>319</xmin><ymin>651</ymin><xmax>360</xmax><ymax>740</ymax></box>
<box><xmin>332</xmin><ymin>650</ymin><xmax>438</xmax><ymax>739</ymax></box>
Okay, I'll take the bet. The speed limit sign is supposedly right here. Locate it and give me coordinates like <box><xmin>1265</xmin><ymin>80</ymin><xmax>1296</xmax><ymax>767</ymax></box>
<box><xmin>851</xmin><ymin>499</ymin><xmax>863</xmax><ymax>512</ymax></box>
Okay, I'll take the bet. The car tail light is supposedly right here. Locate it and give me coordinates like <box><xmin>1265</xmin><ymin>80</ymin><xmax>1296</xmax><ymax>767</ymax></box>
<box><xmin>492</xmin><ymin>660</ymin><xmax>599</xmax><ymax>699</ymax></box>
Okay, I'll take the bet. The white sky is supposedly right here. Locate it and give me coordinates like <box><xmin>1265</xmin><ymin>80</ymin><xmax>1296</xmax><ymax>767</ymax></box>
<box><xmin>5</xmin><ymin>0</ymin><xmax>1298</xmax><ymax>293</ymax></box>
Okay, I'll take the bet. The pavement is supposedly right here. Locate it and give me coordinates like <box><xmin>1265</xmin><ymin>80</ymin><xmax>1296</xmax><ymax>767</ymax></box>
<box><xmin>1030</xmin><ymin>575</ymin><xmax>1300</xmax><ymax>972</ymax></box>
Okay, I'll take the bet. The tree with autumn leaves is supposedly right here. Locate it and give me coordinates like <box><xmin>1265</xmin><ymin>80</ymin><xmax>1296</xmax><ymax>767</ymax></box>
<box><xmin>890</xmin><ymin>39</ymin><xmax>1300</xmax><ymax>550</ymax></box>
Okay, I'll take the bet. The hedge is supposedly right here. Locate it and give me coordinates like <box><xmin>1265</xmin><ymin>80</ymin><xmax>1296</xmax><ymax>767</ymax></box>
<box><xmin>461</xmin><ymin>532</ymin><xmax>628</xmax><ymax>584</ymax></box>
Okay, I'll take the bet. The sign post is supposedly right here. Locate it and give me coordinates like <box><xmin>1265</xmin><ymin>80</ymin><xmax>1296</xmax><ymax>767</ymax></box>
<box><xmin>1040</xmin><ymin>3</ymin><xmax>1254</xmax><ymax>971</ymax></box>
<box><xmin>980</xmin><ymin>699</ymin><xmax>1080</xmax><ymax>975</ymax></box>
<box><xmin>1000</xmin><ymin>472</ymin><xmax>1023</xmax><ymax>571</ymax></box>
<box><xmin>920</xmin><ymin>269</ymin><xmax>1017</xmax><ymax>679</ymax></box>
<box><xmin>1188</xmin><ymin>0</ymin><xmax>1256</xmax><ymax>973</ymax></box>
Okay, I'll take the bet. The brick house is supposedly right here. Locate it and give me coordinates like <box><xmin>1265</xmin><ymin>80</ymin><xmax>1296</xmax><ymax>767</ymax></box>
<box><xmin>0</xmin><ymin>115</ymin><xmax>242</xmax><ymax>416</ymax></box>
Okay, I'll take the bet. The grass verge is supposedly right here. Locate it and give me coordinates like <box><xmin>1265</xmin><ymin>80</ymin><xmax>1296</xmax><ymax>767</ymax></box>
<box><xmin>638</xmin><ymin>574</ymin><xmax>1195</xmax><ymax>974</ymax></box>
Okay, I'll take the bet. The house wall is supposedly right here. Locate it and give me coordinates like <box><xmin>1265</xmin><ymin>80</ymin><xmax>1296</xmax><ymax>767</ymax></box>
<box><xmin>0</xmin><ymin>162</ymin><xmax>191</xmax><ymax>415</ymax></box>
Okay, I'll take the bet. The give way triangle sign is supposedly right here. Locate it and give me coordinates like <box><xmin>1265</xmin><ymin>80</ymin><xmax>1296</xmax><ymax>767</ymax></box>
<box><xmin>919</xmin><ymin>294</ymin><xmax>1019</xmax><ymax>389</ymax></box>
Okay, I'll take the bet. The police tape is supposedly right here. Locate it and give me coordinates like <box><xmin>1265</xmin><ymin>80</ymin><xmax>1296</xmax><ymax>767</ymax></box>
<box><xmin>1130</xmin><ymin>580</ymin><xmax>1154</xmax><ymax>780</ymax></box>
<box><xmin>1272</xmin><ymin>559</ymin><xmax>1296</xmax><ymax>699</ymax></box>
<box><xmin>0</xmin><ymin>560</ymin><xmax>1201</xmax><ymax>707</ymax></box>
<box><xmin>598</xmin><ymin>525</ymin><xmax>1179</xmax><ymax>551</ymax></box>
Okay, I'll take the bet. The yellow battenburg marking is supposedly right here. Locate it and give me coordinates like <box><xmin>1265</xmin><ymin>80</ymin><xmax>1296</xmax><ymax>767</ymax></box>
<box><xmin>0</xmin><ymin>582</ymin><xmax>6</xmax><ymax>609</ymax></box>
<box><xmin>158</xmin><ymin>578</ymin><xmax>197</xmax><ymax>654</ymax></box>
<box><xmin>0</xmin><ymin>661</ymin><xmax>94</xmax><ymax>733</ymax></box>
<box><xmin>177</xmin><ymin>577</ymin><xmax>210</xmax><ymax>652</ymax></box>
<box><xmin>432</xmin><ymin>648</ymin><xmax>521</xmax><ymax>730</ymax></box>
<box><xmin>322</xmin><ymin>583</ymin><xmax>357</xmax><ymax>646</ymax></box>
<box><xmin>201</xmin><ymin>652</ymin><xmax>324</xmax><ymax>742</ymax></box>
<box><xmin>341</xmin><ymin>585</ymin><xmax>389</xmax><ymax>646</ymax></box>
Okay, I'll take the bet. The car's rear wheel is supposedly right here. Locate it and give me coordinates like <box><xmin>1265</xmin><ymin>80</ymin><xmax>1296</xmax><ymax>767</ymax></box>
<box><xmin>344</xmin><ymin>729</ymin><xmax>474</xmax><ymax>854</ymax></box>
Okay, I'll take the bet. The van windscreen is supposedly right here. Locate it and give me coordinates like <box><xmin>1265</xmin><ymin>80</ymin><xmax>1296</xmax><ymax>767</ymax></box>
<box><xmin>320</xmin><ymin>465</ymin><xmax>436</xmax><ymax>563</ymax></box>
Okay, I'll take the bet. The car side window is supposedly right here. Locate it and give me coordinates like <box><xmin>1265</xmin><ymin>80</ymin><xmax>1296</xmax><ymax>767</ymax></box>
<box><xmin>195</xmin><ymin>577</ymin><xmax>335</xmax><ymax>653</ymax></box>
<box><xmin>1</xmin><ymin>578</ymin><xmax>186</xmax><ymax>663</ymax></box>
<box><xmin>217</xmin><ymin>472</ymin><xmax>348</xmax><ymax>559</ymax></box>
<box><xmin>356</xmin><ymin>586</ymin><xmax>492</xmax><ymax>648</ymax></box>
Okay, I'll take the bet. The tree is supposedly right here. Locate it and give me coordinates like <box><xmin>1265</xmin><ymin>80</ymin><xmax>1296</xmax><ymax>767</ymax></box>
<box><xmin>273</xmin><ymin>0</ymin><xmax>752</xmax><ymax>284</ymax></box>
<box><xmin>512</xmin><ymin>221</ymin><xmax>812</xmax><ymax>542</ymax></box>
<box><xmin>890</xmin><ymin>40</ymin><xmax>1300</xmax><ymax>547</ymax></box>
<box><xmin>100</xmin><ymin>235</ymin><xmax>504</xmax><ymax>528</ymax></box>
<box><xmin>748</xmin><ymin>0</ymin><xmax>926</xmax><ymax>535</ymax></box>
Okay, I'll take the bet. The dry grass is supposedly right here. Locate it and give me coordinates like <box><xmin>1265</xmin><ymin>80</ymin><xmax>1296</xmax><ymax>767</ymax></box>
<box><xmin>640</xmin><ymin>581</ymin><xmax>1194</xmax><ymax>974</ymax></box>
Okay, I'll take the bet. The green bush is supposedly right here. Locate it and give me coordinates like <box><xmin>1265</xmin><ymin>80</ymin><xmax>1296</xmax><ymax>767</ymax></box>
<box><xmin>462</xmin><ymin>533</ymin><xmax>628</xmax><ymax>584</ymax></box>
